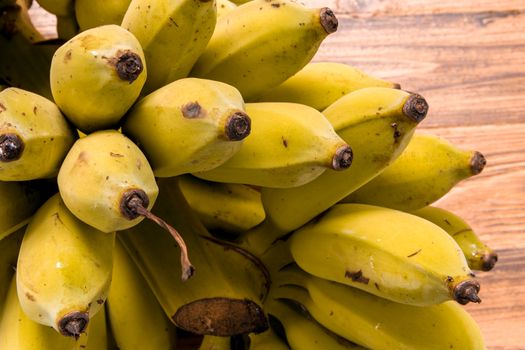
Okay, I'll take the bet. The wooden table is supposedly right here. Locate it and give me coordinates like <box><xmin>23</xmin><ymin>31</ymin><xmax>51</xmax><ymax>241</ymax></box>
<box><xmin>29</xmin><ymin>1</ymin><xmax>525</xmax><ymax>349</ymax></box>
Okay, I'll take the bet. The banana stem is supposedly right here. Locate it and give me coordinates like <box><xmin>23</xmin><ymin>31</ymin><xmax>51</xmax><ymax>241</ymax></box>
<box><xmin>0</xmin><ymin>133</ymin><xmax>24</xmax><ymax>162</ymax></box>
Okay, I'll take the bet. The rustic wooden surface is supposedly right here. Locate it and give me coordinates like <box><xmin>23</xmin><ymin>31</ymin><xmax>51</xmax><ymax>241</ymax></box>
<box><xmin>28</xmin><ymin>1</ymin><xmax>525</xmax><ymax>349</ymax></box>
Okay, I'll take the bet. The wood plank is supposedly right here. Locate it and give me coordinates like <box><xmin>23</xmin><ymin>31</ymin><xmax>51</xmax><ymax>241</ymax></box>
<box><xmin>28</xmin><ymin>3</ymin><xmax>56</xmax><ymax>39</ymax></box>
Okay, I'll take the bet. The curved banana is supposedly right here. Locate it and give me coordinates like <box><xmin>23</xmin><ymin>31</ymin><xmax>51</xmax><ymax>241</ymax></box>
<box><xmin>289</xmin><ymin>203</ymin><xmax>481</xmax><ymax>306</ymax></box>
<box><xmin>178</xmin><ymin>175</ymin><xmax>265</xmax><ymax>235</ymax></box>
<box><xmin>34</xmin><ymin>0</ymin><xmax>74</xmax><ymax>16</ymax></box>
<box><xmin>122</xmin><ymin>0</ymin><xmax>216</xmax><ymax>94</ymax></box>
<box><xmin>83</xmin><ymin>305</ymin><xmax>109</xmax><ymax>349</ymax></box>
<box><xmin>56</xmin><ymin>14</ymin><xmax>79</xmax><ymax>40</ymax></box>
<box><xmin>240</xmin><ymin>87</ymin><xmax>428</xmax><ymax>254</ymax></box>
<box><xmin>50</xmin><ymin>24</ymin><xmax>147</xmax><ymax>133</ymax></box>
<box><xmin>107</xmin><ymin>238</ymin><xmax>177</xmax><ymax>350</ymax></box>
<box><xmin>253</xmin><ymin>62</ymin><xmax>399</xmax><ymax>110</ymax></box>
<box><xmin>199</xmin><ymin>335</ymin><xmax>231</xmax><ymax>350</ymax></box>
<box><xmin>122</xmin><ymin>78</ymin><xmax>251</xmax><ymax>177</ymax></box>
<box><xmin>0</xmin><ymin>87</ymin><xmax>77</xmax><ymax>181</ymax></box>
<box><xmin>190</xmin><ymin>0</ymin><xmax>339</xmax><ymax>100</ymax></box>
<box><xmin>249</xmin><ymin>327</ymin><xmax>289</xmax><ymax>350</ymax></box>
<box><xmin>119</xmin><ymin>176</ymin><xmax>270</xmax><ymax>336</ymax></box>
<box><xmin>216</xmin><ymin>0</ymin><xmax>236</xmax><ymax>18</ymax></box>
<box><xmin>1</xmin><ymin>0</ymin><xmax>44</xmax><ymax>43</ymax></box>
<box><xmin>16</xmin><ymin>193</ymin><xmax>115</xmax><ymax>337</ymax></box>
<box><xmin>272</xmin><ymin>266</ymin><xmax>486</xmax><ymax>350</ymax></box>
<box><xmin>194</xmin><ymin>102</ymin><xmax>353</xmax><ymax>188</ymax></box>
<box><xmin>412</xmin><ymin>206</ymin><xmax>498</xmax><ymax>271</ymax></box>
<box><xmin>75</xmin><ymin>0</ymin><xmax>131</xmax><ymax>31</ymax></box>
<box><xmin>0</xmin><ymin>227</ymin><xmax>24</xmax><ymax>315</ymax></box>
<box><xmin>341</xmin><ymin>133</ymin><xmax>487</xmax><ymax>211</ymax></box>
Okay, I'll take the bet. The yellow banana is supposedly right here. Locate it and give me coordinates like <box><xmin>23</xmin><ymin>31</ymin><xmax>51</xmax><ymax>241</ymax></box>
<box><xmin>0</xmin><ymin>226</ymin><xmax>24</xmax><ymax>315</ymax></box>
<box><xmin>122</xmin><ymin>0</ymin><xmax>217</xmax><ymax>94</ymax></box>
<box><xmin>119</xmin><ymin>176</ymin><xmax>270</xmax><ymax>336</ymax></box>
<box><xmin>190</xmin><ymin>0</ymin><xmax>339</xmax><ymax>100</ymax></box>
<box><xmin>178</xmin><ymin>174</ymin><xmax>265</xmax><ymax>235</ymax></box>
<box><xmin>265</xmin><ymin>298</ymin><xmax>366</xmax><ymax>350</ymax></box>
<box><xmin>0</xmin><ymin>87</ymin><xmax>77</xmax><ymax>181</ymax></box>
<box><xmin>1</xmin><ymin>0</ymin><xmax>44</xmax><ymax>43</ymax></box>
<box><xmin>0</xmin><ymin>276</ymin><xmax>81</xmax><ymax>349</ymax></box>
<box><xmin>240</xmin><ymin>87</ymin><xmax>428</xmax><ymax>254</ymax></box>
<box><xmin>248</xmin><ymin>327</ymin><xmax>289</xmax><ymax>350</ymax></box>
<box><xmin>75</xmin><ymin>0</ymin><xmax>131</xmax><ymax>31</ymax></box>
<box><xmin>107</xmin><ymin>238</ymin><xmax>177</xmax><ymax>350</ymax></box>
<box><xmin>341</xmin><ymin>133</ymin><xmax>487</xmax><ymax>211</ymax></box>
<box><xmin>194</xmin><ymin>102</ymin><xmax>353</xmax><ymax>188</ymax></box>
<box><xmin>199</xmin><ymin>335</ymin><xmax>231</xmax><ymax>350</ymax></box>
<box><xmin>289</xmin><ymin>203</ymin><xmax>481</xmax><ymax>306</ymax></box>
<box><xmin>56</xmin><ymin>14</ymin><xmax>79</xmax><ymax>40</ymax></box>
<box><xmin>216</xmin><ymin>0</ymin><xmax>236</xmax><ymax>18</ymax></box>
<box><xmin>122</xmin><ymin>78</ymin><xmax>251</xmax><ymax>177</ymax></box>
<box><xmin>253</xmin><ymin>62</ymin><xmax>399</xmax><ymax>110</ymax></box>
<box><xmin>272</xmin><ymin>266</ymin><xmax>486</xmax><ymax>350</ymax></box>
<box><xmin>412</xmin><ymin>206</ymin><xmax>498</xmax><ymax>271</ymax></box>
<box><xmin>83</xmin><ymin>305</ymin><xmax>109</xmax><ymax>349</ymax></box>
<box><xmin>50</xmin><ymin>24</ymin><xmax>147</xmax><ymax>133</ymax></box>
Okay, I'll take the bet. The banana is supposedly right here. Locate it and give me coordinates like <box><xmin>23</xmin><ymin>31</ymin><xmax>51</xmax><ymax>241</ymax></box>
<box><xmin>33</xmin><ymin>0</ymin><xmax>74</xmax><ymax>16</ymax></box>
<box><xmin>106</xmin><ymin>238</ymin><xmax>177</xmax><ymax>350</ymax></box>
<box><xmin>190</xmin><ymin>0</ymin><xmax>339</xmax><ymax>100</ymax></box>
<box><xmin>122</xmin><ymin>78</ymin><xmax>251</xmax><ymax>177</ymax></box>
<box><xmin>16</xmin><ymin>193</ymin><xmax>115</xmax><ymax>337</ymax></box>
<box><xmin>341</xmin><ymin>133</ymin><xmax>487</xmax><ymax>211</ymax></box>
<box><xmin>119</xmin><ymin>176</ymin><xmax>270</xmax><ymax>336</ymax></box>
<box><xmin>194</xmin><ymin>102</ymin><xmax>353</xmax><ymax>188</ymax></box>
<box><xmin>412</xmin><ymin>206</ymin><xmax>498</xmax><ymax>271</ymax></box>
<box><xmin>82</xmin><ymin>305</ymin><xmax>109</xmax><ymax>349</ymax></box>
<box><xmin>0</xmin><ymin>87</ymin><xmax>77</xmax><ymax>181</ymax></box>
<box><xmin>75</xmin><ymin>0</ymin><xmax>131</xmax><ymax>31</ymax></box>
<box><xmin>289</xmin><ymin>203</ymin><xmax>481</xmax><ymax>306</ymax></box>
<box><xmin>0</xmin><ymin>226</ymin><xmax>24</xmax><ymax>315</ymax></box>
<box><xmin>178</xmin><ymin>175</ymin><xmax>265</xmax><ymax>235</ymax></box>
<box><xmin>272</xmin><ymin>265</ymin><xmax>486</xmax><ymax>350</ymax></box>
<box><xmin>0</xmin><ymin>276</ymin><xmax>80</xmax><ymax>349</ymax></box>
<box><xmin>265</xmin><ymin>298</ymin><xmax>366</xmax><ymax>350</ymax></box>
<box><xmin>199</xmin><ymin>335</ymin><xmax>231</xmax><ymax>350</ymax></box>
<box><xmin>240</xmin><ymin>87</ymin><xmax>428</xmax><ymax>254</ymax></box>
<box><xmin>50</xmin><ymin>24</ymin><xmax>147</xmax><ymax>133</ymax></box>
<box><xmin>1</xmin><ymin>0</ymin><xmax>44</xmax><ymax>43</ymax></box>
<box><xmin>253</xmin><ymin>62</ymin><xmax>399</xmax><ymax>110</ymax></box>
<box><xmin>216</xmin><ymin>0</ymin><xmax>236</xmax><ymax>18</ymax></box>
<box><xmin>248</xmin><ymin>327</ymin><xmax>289</xmax><ymax>350</ymax></box>
<box><xmin>56</xmin><ymin>14</ymin><xmax>79</xmax><ymax>40</ymax></box>
<box><xmin>121</xmin><ymin>0</ymin><xmax>216</xmax><ymax>94</ymax></box>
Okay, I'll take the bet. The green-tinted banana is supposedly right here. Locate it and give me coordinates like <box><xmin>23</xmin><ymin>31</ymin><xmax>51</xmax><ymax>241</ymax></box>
<box><xmin>178</xmin><ymin>175</ymin><xmax>265</xmax><ymax>235</ymax></box>
<box><xmin>119</xmin><ymin>177</ymin><xmax>269</xmax><ymax>336</ymax></box>
<box><xmin>0</xmin><ymin>88</ymin><xmax>77</xmax><ymax>181</ymax></box>
<box><xmin>123</xmin><ymin>78</ymin><xmax>251</xmax><ymax>177</ymax></box>
<box><xmin>289</xmin><ymin>203</ymin><xmax>481</xmax><ymax>306</ymax></box>
<box><xmin>342</xmin><ymin>133</ymin><xmax>487</xmax><ymax>211</ymax></box>
<box><xmin>0</xmin><ymin>0</ymin><xmax>44</xmax><ymax>43</ymax></box>
<box><xmin>0</xmin><ymin>276</ymin><xmax>80</xmax><ymax>349</ymax></box>
<box><xmin>122</xmin><ymin>0</ymin><xmax>216</xmax><ymax>94</ymax></box>
<box><xmin>240</xmin><ymin>87</ymin><xmax>428</xmax><ymax>254</ymax></box>
<box><xmin>194</xmin><ymin>102</ymin><xmax>353</xmax><ymax>188</ymax></box>
<box><xmin>75</xmin><ymin>0</ymin><xmax>131</xmax><ymax>31</ymax></box>
<box><xmin>272</xmin><ymin>266</ymin><xmax>486</xmax><ymax>350</ymax></box>
<box><xmin>34</xmin><ymin>0</ymin><xmax>74</xmax><ymax>16</ymax></box>
<box><xmin>16</xmin><ymin>193</ymin><xmax>115</xmax><ymax>337</ymax></box>
<box><xmin>253</xmin><ymin>62</ymin><xmax>399</xmax><ymax>110</ymax></box>
<box><xmin>83</xmin><ymin>305</ymin><xmax>109</xmax><ymax>349</ymax></box>
<box><xmin>216</xmin><ymin>0</ymin><xmax>236</xmax><ymax>18</ymax></box>
<box><xmin>190</xmin><ymin>0</ymin><xmax>339</xmax><ymax>100</ymax></box>
<box><xmin>412</xmin><ymin>206</ymin><xmax>498</xmax><ymax>271</ymax></box>
<box><xmin>199</xmin><ymin>335</ymin><xmax>231</xmax><ymax>350</ymax></box>
<box><xmin>107</xmin><ymin>238</ymin><xmax>177</xmax><ymax>350</ymax></box>
<box><xmin>50</xmin><ymin>25</ymin><xmax>147</xmax><ymax>133</ymax></box>
<box><xmin>56</xmin><ymin>14</ymin><xmax>79</xmax><ymax>40</ymax></box>
<box><xmin>0</xmin><ymin>227</ymin><xmax>24</xmax><ymax>315</ymax></box>
<box><xmin>249</xmin><ymin>327</ymin><xmax>289</xmax><ymax>350</ymax></box>
<box><xmin>266</xmin><ymin>298</ymin><xmax>366</xmax><ymax>350</ymax></box>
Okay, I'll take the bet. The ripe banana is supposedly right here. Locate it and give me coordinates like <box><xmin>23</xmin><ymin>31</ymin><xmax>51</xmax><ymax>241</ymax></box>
<box><xmin>240</xmin><ymin>87</ymin><xmax>428</xmax><ymax>254</ymax></box>
<box><xmin>122</xmin><ymin>0</ymin><xmax>217</xmax><ymax>94</ymax></box>
<box><xmin>190</xmin><ymin>0</ymin><xmax>339</xmax><ymax>100</ymax></box>
<box><xmin>16</xmin><ymin>193</ymin><xmax>115</xmax><ymax>337</ymax></box>
<box><xmin>50</xmin><ymin>24</ymin><xmax>147</xmax><ymax>133</ymax></box>
<box><xmin>122</xmin><ymin>78</ymin><xmax>251</xmax><ymax>177</ymax></box>
<box><xmin>107</xmin><ymin>238</ymin><xmax>177</xmax><ymax>350</ymax></box>
<box><xmin>248</xmin><ymin>327</ymin><xmax>289</xmax><ymax>350</ymax></box>
<box><xmin>0</xmin><ymin>227</ymin><xmax>24</xmax><ymax>316</ymax></box>
<box><xmin>412</xmin><ymin>206</ymin><xmax>498</xmax><ymax>271</ymax></box>
<box><xmin>0</xmin><ymin>0</ymin><xmax>44</xmax><ymax>43</ymax></box>
<box><xmin>178</xmin><ymin>174</ymin><xmax>265</xmax><ymax>235</ymax></box>
<box><xmin>194</xmin><ymin>102</ymin><xmax>353</xmax><ymax>188</ymax></box>
<box><xmin>253</xmin><ymin>62</ymin><xmax>399</xmax><ymax>110</ymax></box>
<box><xmin>272</xmin><ymin>265</ymin><xmax>486</xmax><ymax>350</ymax></box>
<box><xmin>75</xmin><ymin>0</ymin><xmax>131</xmax><ymax>31</ymax></box>
<box><xmin>216</xmin><ymin>0</ymin><xmax>236</xmax><ymax>18</ymax></box>
<box><xmin>341</xmin><ymin>133</ymin><xmax>487</xmax><ymax>211</ymax></box>
<box><xmin>289</xmin><ymin>203</ymin><xmax>481</xmax><ymax>306</ymax></box>
<box><xmin>0</xmin><ymin>87</ymin><xmax>77</xmax><ymax>181</ymax></box>
<box><xmin>198</xmin><ymin>335</ymin><xmax>231</xmax><ymax>350</ymax></box>
<box><xmin>119</xmin><ymin>176</ymin><xmax>270</xmax><ymax>336</ymax></box>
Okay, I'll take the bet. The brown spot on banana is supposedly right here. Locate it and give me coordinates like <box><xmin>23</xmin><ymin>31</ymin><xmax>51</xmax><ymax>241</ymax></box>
<box><xmin>344</xmin><ymin>270</ymin><xmax>370</xmax><ymax>284</ymax></box>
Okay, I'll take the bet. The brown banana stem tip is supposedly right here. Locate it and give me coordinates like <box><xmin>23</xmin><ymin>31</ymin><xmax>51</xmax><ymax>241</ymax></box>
<box><xmin>453</xmin><ymin>279</ymin><xmax>481</xmax><ymax>305</ymax></box>
<box><xmin>115</xmin><ymin>51</ymin><xmax>143</xmax><ymax>83</ymax></box>
<box><xmin>402</xmin><ymin>94</ymin><xmax>429</xmax><ymax>123</ymax></box>
<box><xmin>332</xmin><ymin>145</ymin><xmax>353</xmax><ymax>170</ymax></box>
<box><xmin>225</xmin><ymin>112</ymin><xmax>251</xmax><ymax>141</ymax></box>
<box><xmin>392</xmin><ymin>83</ymin><xmax>402</xmax><ymax>89</ymax></box>
<box><xmin>0</xmin><ymin>133</ymin><xmax>24</xmax><ymax>162</ymax></box>
<box><xmin>320</xmin><ymin>8</ymin><xmax>338</xmax><ymax>34</ymax></box>
<box><xmin>481</xmin><ymin>252</ymin><xmax>498</xmax><ymax>272</ymax></box>
<box><xmin>58</xmin><ymin>311</ymin><xmax>89</xmax><ymax>338</ymax></box>
<box><xmin>121</xmin><ymin>189</ymin><xmax>195</xmax><ymax>281</ymax></box>
<box><xmin>470</xmin><ymin>151</ymin><xmax>487</xmax><ymax>175</ymax></box>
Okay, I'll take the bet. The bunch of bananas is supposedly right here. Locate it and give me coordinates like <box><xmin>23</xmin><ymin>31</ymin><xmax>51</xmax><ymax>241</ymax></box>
<box><xmin>0</xmin><ymin>0</ymin><xmax>497</xmax><ymax>348</ymax></box>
